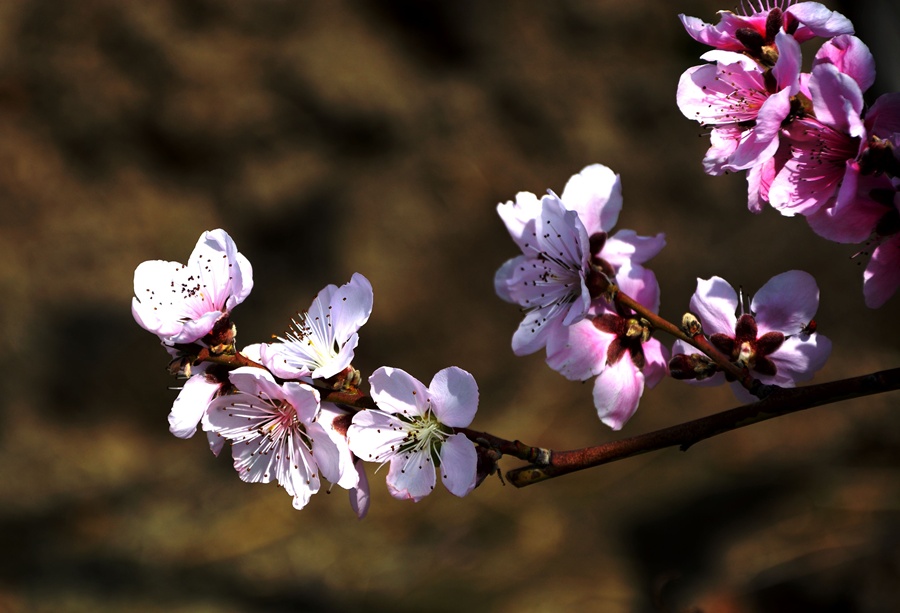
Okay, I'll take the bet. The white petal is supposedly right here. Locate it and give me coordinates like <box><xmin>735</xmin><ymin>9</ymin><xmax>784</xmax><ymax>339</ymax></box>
<box><xmin>168</xmin><ymin>371</ymin><xmax>220</xmax><ymax>439</ymax></box>
<box><xmin>369</xmin><ymin>367</ymin><xmax>430</xmax><ymax>418</ymax></box>
<box><xmin>386</xmin><ymin>449</ymin><xmax>437</xmax><ymax>502</ymax></box>
<box><xmin>690</xmin><ymin>277</ymin><xmax>738</xmax><ymax>336</ymax></box>
<box><xmin>348</xmin><ymin>410</ymin><xmax>409</xmax><ymax>463</ymax></box>
<box><xmin>439</xmin><ymin>434</ymin><xmax>478</xmax><ymax>497</ymax></box>
<box><xmin>429</xmin><ymin>367</ymin><xmax>479</xmax><ymax>428</ymax></box>
<box><xmin>329</xmin><ymin>273</ymin><xmax>374</xmax><ymax>350</ymax></box>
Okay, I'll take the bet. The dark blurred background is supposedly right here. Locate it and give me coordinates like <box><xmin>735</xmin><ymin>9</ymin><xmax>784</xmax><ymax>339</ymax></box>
<box><xmin>1</xmin><ymin>1</ymin><xmax>898</xmax><ymax>612</ymax></box>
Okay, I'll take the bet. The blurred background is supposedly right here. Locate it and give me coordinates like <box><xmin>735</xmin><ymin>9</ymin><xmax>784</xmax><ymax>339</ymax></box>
<box><xmin>1</xmin><ymin>1</ymin><xmax>899</xmax><ymax>611</ymax></box>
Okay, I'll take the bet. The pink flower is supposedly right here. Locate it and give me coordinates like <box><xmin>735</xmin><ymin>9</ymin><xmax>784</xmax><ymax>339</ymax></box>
<box><xmin>677</xmin><ymin>31</ymin><xmax>801</xmax><ymax>179</ymax></box>
<box><xmin>679</xmin><ymin>2</ymin><xmax>852</xmax><ymax>55</ymax></box>
<box><xmin>672</xmin><ymin>271</ymin><xmax>831</xmax><ymax>401</ymax></box>
<box><xmin>495</xmin><ymin>164</ymin><xmax>664</xmax><ymax>356</ymax></box>
<box><xmin>767</xmin><ymin>57</ymin><xmax>871</xmax><ymax>216</ymax></box>
<box><xmin>132</xmin><ymin>229</ymin><xmax>253</xmax><ymax>345</ymax></box>
<box><xmin>260</xmin><ymin>273</ymin><xmax>373</xmax><ymax>381</ymax></box>
<box><xmin>348</xmin><ymin>367</ymin><xmax>478</xmax><ymax>502</ymax></box>
<box><xmin>205</xmin><ymin>367</ymin><xmax>355</xmax><ymax>510</ymax></box>
<box><xmin>545</xmin><ymin>262</ymin><xmax>668</xmax><ymax>430</ymax></box>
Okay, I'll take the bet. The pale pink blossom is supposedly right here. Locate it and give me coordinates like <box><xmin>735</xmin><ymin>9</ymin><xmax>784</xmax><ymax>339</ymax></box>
<box><xmin>545</xmin><ymin>263</ymin><xmax>668</xmax><ymax>430</ymax></box>
<box><xmin>348</xmin><ymin>367</ymin><xmax>478</xmax><ymax>502</ymax></box>
<box><xmin>205</xmin><ymin>367</ymin><xmax>356</xmax><ymax>510</ymax></box>
<box><xmin>495</xmin><ymin>164</ymin><xmax>664</xmax><ymax>356</ymax></box>
<box><xmin>132</xmin><ymin>229</ymin><xmax>253</xmax><ymax>345</ymax></box>
<box><xmin>672</xmin><ymin>271</ymin><xmax>831</xmax><ymax>401</ymax></box>
<box><xmin>261</xmin><ymin>273</ymin><xmax>373</xmax><ymax>381</ymax></box>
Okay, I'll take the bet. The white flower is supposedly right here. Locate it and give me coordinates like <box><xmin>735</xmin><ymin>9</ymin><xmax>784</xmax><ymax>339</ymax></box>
<box><xmin>261</xmin><ymin>273</ymin><xmax>373</xmax><ymax>381</ymax></box>
<box><xmin>132</xmin><ymin>229</ymin><xmax>253</xmax><ymax>345</ymax></box>
<box><xmin>348</xmin><ymin>367</ymin><xmax>479</xmax><ymax>502</ymax></box>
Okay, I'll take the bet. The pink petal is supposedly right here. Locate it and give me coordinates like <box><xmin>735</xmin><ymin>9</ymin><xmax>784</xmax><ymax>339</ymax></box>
<box><xmin>768</xmin><ymin>333</ymin><xmax>832</xmax><ymax>386</ymax></box>
<box><xmin>864</xmin><ymin>236</ymin><xmax>900</xmax><ymax>308</ymax></box>
<box><xmin>806</xmin><ymin>184</ymin><xmax>886</xmax><ymax>243</ymax></box>
<box><xmin>690</xmin><ymin>276</ymin><xmax>738</xmax><ymax>336</ymax></box>
<box><xmin>545</xmin><ymin>317</ymin><xmax>612</xmax><ymax>381</ymax></box>
<box><xmin>787</xmin><ymin>3</ymin><xmax>854</xmax><ymax>42</ymax></box>
<box><xmin>497</xmin><ymin>191</ymin><xmax>543</xmax><ymax>252</ymax></box>
<box><xmin>641</xmin><ymin>338</ymin><xmax>670</xmax><ymax>389</ymax></box>
<box><xmin>593</xmin><ymin>357</ymin><xmax>645</xmax><ymax>431</ymax></box>
<box><xmin>810</xmin><ymin>63</ymin><xmax>865</xmax><ymax>138</ymax></box>
<box><xmin>726</xmin><ymin>88</ymin><xmax>792</xmax><ymax>171</ymax></box>
<box><xmin>751</xmin><ymin>270</ymin><xmax>819</xmax><ymax>335</ymax></box>
<box><xmin>559</xmin><ymin>163</ymin><xmax>623</xmax><ymax>235</ymax></box>
<box><xmin>814</xmin><ymin>35</ymin><xmax>875</xmax><ymax>94</ymax></box>
<box><xmin>704</xmin><ymin>126</ymin><xmax>743</xmax><ymax>176</ymax></box>
<box><xmin>349</xmin><ymin>461</ymin><xmax>370</xmax><ymax>519</ymax></box>
<box><xmin>603</xmin><ymin>230</ymin><xmax>666</xmax><ymax>269</ymax></box>
<box><xmin>771</xmin><ymin>31</ymin><xmax>802</xmax><ymax>94</ymax></box>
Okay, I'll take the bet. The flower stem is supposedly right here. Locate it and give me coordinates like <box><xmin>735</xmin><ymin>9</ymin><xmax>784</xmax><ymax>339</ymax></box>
<box><xmin>614</xmin><ymin>286</ymin><xmax>759</xmax><ymax>393</ymax></box>
<box><xmin>505</xmin><ymin>367</ymin><xmax>900</xmax><ymax>487</ymax></box>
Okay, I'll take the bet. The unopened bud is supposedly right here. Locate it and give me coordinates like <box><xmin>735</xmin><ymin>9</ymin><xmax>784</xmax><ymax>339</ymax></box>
<box><xmin>681</xmin><ymin>312</ymin><xmax>702</xmax><ymax>337</ymax></box>
<box><xmin>668</xmin><ymin>352</ymin><xmax>717</xmax><ymax>380</ymax></box>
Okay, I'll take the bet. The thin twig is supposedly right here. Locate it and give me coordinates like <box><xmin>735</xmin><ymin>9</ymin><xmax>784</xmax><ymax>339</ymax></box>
<box><xmin>505</xmin><ymin>367</ymin><xmax>900</xmax><ymax>487</ymax></box>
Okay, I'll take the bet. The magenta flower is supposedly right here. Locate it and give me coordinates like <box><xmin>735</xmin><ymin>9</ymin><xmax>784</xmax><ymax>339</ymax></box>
<box><xmin>495</xmin><ymin>164</ymin><xmax>664</xmax><ymax>356</ymax></box>
<box><xmin>672</xmin><ymin>271</ymin><xmax>831</xmax><ymax>400</ymax></box>
<box><xmin>132</xmin><ymin>229</ymin><xmax>253</xmax><ymax>345</ymax></box>
<box><xmin>677</xmin><ymin>31</ymin><xmax>801</xmax><ymax>180</ymax></box>
<box><xmin>545</xmin><ymin>263</ymin><xmax>668</xmax><ymax>430</ymax></box>
<box><xmin>767</xmin><ymin>42</ymin><xmax>875</xmax><ymax>215</ymax></box>
<box><xmin>261</xmin><ymin>273</ymin><xmax>373</xmax><ymax>381</ymax></box>
<box><xmin>347</xmin><ymin>367</ymin><xmax>478</xmax><ymax>502</ymax></box>
<box><xmin>205</xmin><ymin>367</ymin><xmax>355</xmax><ymax>510</ymax></box>
<box><xmin>679</xmin><ymin>2</ymin><xmax>852</xmax><ymax>55</ymax></box>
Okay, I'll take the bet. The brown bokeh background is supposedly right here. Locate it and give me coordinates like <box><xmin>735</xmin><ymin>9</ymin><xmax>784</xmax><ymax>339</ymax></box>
<box><xmin>2</xmin><ymin>1</ymin><xmax>899</xmax><ymax>611</ymax></box>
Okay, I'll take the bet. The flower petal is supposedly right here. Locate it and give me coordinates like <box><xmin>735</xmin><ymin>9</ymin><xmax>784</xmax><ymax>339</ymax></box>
<box><xmin>864</xmin><ymin>236</ymin><xmax>900</xmax><ymax>308</ymax></box>
<box><xmin>751</xmin><ymin>270</ymin><xmax>819</xmax><ymax>335</ymax></box>
<box><xmin>347</xmin><ymin>409</ymin><xmax>409</xmax><ymax>463</ymax></box>
<box><xmin>387</xmin><ymin>449</ymin><xmax>437</xmax><ymax>502</ymax></box>
<box><xmin>439</xmin><ymin>434</ymin><xmax>478</xmax><ymax>498</ymax></box>
<box><xmin>168</xmin><ymin>369</ymin><xmax>220</xmax><ymax>439</ymax></box>
<box><xmin>545</xmin><ymin>317</ymin><xmax>612</xmax><ymax>381</ymax></box>
<box><xmin>369</xmin><ymin>367</ymin><xmax>430</xmax><ymax>418</ymax></box>
<box><xmin>690</xmin><ymin>276</ymin><xmax>738</xmax><ymax>336</ymax></box>
<box><xmin>593</xmin><ymin>357</ymin><xmax>645</xmax><ymax>431</ymax></box>
<box><xmin>429</xmin><ymin>367</ymin><xmax>478</xmax><ymax>428</ymax></box>
<box><xmin>329</xmin><ymin>273</ymin><xmax>374</xmax><ymax>353</ymax></box>
<box><xmin>559</xmin><ymin>163</ymin><xmax>623</xmax><ymax>235</ymax></box>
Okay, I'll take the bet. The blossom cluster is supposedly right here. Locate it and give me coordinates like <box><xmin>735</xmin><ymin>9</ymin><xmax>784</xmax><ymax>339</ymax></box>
<box><xmin>494</xmin><ymin>164</ymin><xmax>832</xmax><ymax>429</ymax></box>
<box><xmin>132</xmin><ymin>230</ymin><xmax>481</xmax><ymax>514</ymax></box>
<box><xmin>677</xmin><ymin>1</ymin><xmax>900</xmax><ymax>308</ymax></box>
<box><xmin>494</xmin><ymin>164</ymin><xmax>668</xmax><ymax>429</ymax></box>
